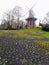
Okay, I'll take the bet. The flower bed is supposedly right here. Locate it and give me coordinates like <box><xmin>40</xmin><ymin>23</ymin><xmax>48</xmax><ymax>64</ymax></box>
<box><xmin>0</xmin><ymin>38</ymin><xmax>49</xmax><ymax>65</ymax></box>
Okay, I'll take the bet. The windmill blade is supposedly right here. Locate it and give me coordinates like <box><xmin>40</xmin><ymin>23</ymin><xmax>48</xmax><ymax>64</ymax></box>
<box><xmin>22</xmin><ymin>11</ymin><xmax>29</xmax><ymax>17</ymax></box>
<box><xmin>30</xmin><ymin>2</ymin><xmax>37</xmax><ymax>10</ymax></box>
<box><xmin>25</xmin><ymin>1</ymin><xmax>37</xmax><ymax>10</ymax></box>
<box><xmin>25</xmin><ymin>5</ymin><xmax>30</xmax><ymax>10</ymax></box>
<box><xmin>22</xmin><ymin>1</ymin><xmax>37</xmax><ymax>17</ymax></box>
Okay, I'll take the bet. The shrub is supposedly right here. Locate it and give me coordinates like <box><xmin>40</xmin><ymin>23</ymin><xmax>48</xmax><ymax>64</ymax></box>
<box><xmin>42</xmin><ymin>24</ymin><xmax>49</xmax><ymax>31</ymax></box>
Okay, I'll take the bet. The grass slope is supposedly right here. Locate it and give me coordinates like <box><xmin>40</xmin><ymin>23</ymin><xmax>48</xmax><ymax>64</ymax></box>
<box><xmin>0</xmin><ymin>28</ymin><xmax>49</xmax><ymax>39</ymax></box>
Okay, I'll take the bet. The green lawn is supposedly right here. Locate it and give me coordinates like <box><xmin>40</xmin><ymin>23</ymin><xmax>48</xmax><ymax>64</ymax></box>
<box><xmin>42</xmin><ymin>32</ymin><xmax>49</xmax><ymax>38</ymax></box>
<box><xmin>0</xmin><ymin>28</ymin><xmax>49</xmax><ymax>39</ymax></box>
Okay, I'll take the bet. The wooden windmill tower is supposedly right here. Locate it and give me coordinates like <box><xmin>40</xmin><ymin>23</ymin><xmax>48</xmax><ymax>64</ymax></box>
<box><xmin>26</xmin><ymin>4</ymin><xmax>37</xmax><ymax>28</ymax></box>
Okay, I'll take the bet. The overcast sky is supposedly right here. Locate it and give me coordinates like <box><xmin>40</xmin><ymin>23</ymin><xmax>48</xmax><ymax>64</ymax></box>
<box><xmin>0</xmin><ymin>0</ymin><xmax>49</xmax><ymax>25</ymax></box>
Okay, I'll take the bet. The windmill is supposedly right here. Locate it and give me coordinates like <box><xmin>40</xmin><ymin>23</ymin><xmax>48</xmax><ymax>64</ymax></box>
<box><xmin>25</xmin><ymin>3</ymin><xmax>37</xmax><ymax>28</ymax></box>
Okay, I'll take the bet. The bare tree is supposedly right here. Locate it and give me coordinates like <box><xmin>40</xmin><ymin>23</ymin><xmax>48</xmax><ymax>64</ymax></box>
<box><xmin>12</xmin><ymin>6</ymin><xmax>22</xmax><ymax>29</ymax></box>
<box><xmin>1</xmin><ymin>6</ymin><xmax>22</xmax><ymax>29</ymax></box>
<box><xmin>40</xmin><ymin>12</ymin><xmax>49</xmax><ymax>31</ymax></box>
<box><xmin>42</xmin><ymin>12</ymin><xmax>49</xmax><ymax>24</ymax></box>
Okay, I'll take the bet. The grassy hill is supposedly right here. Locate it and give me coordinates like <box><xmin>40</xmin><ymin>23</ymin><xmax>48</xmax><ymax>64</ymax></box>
<box><xmin>0</xmin><ymin>28</ymin><xmax>49</xmax><ymax>39</ymax></box>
